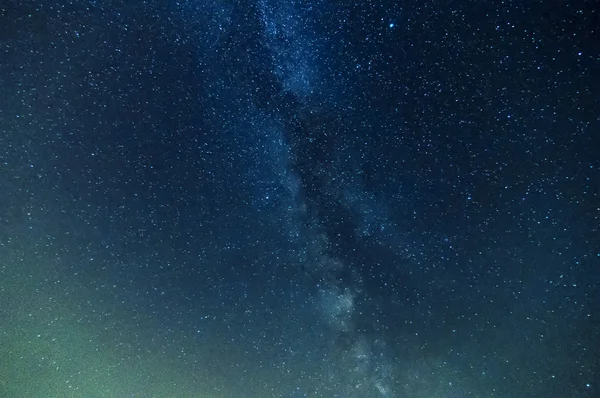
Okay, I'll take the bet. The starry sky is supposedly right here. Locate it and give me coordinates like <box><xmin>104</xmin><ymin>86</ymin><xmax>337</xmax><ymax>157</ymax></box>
<box><xmin>0</xmin><ymin>1</ymin><xmax>599</xmax><ymax>397</ymax></box>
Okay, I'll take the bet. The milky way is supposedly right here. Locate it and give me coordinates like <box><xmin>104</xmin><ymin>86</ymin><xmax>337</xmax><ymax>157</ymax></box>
<box><xmin>1</xmin><ymin>1</ymin><xmax>598</xmax><ymax>397</ymax></box>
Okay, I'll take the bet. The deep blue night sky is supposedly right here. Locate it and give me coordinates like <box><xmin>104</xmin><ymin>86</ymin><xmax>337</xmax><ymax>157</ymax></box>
<box><xmin>1</xmin><ymin>1</ymin><xmax>599</xmax><ymax>397</ymax></box>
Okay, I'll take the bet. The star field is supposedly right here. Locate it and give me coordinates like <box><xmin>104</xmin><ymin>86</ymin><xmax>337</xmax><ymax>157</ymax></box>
<box><xmin>1</xmin><ymin>1</ymin><xmax>598</xmax><ymax>397</ymax></box>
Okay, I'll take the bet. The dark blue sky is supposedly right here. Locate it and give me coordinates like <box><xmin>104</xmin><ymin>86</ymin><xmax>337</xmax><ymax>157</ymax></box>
<box><xmin>1</xmin><ymin>1</ymin><xmax>598</xmax><ymax>397</ymax></box>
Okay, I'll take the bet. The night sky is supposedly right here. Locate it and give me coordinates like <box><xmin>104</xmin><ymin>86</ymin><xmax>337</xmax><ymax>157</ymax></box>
<box><xmin>1</xmin><ymin>1</ymin><xmax>599</xmax><ymax>397</ymax></box>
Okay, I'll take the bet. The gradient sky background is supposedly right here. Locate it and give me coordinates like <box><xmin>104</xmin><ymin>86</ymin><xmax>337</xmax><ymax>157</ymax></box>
<box><xmin>1</xmin><ymin>1</ymin><xmax>598</xmax><ymax>397</ymax></box>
